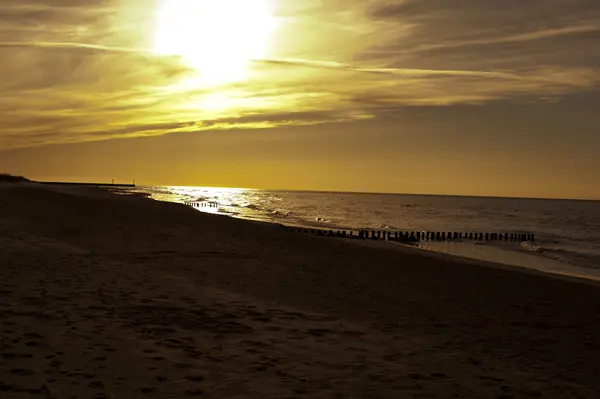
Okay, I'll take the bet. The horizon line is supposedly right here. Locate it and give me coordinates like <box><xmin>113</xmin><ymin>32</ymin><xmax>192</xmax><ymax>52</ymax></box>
<box><xmin>16</xmin><ymin>177</ymin><xmax>599</xmax><ymax>202</ymax></box>
<box><xmin>148</xmin><ymin>184</ymin><xmax>600</xmax><ymax>202</ymax></box>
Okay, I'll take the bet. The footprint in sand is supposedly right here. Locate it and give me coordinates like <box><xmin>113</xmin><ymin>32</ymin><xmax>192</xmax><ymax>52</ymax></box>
<box><xmin>0</xmin><ymin>382</ymin><xmax>15</xmax><ymax>391</ymax></box>
<box><xmin>185</xmin><ymin>375</ymin><xmax>205</xmax><ymax>382</ymax></box>
<box><xmin>4</xmin><ymin>352</ymin><xmax>33</xmax><ymax>359</ymax></box>
<box><xmin>306</xmin><ymin>328</ymin><xmax>335</xmax><ymax>337</ymax></box>
<box><xmin>10</xmin><ymin>368</ymin><xmax>35</xmax><ymax>376</ymax></box>
<box><xmin>176</xmin><ymin>361</ymin><xmax>194</xmax><ymax>369</ymax></box>
<box><xmin>184</xmin><ymin>349</ymin><xmax>204</xmax><ymax>359</ymax></box>
<box><xmin>23</xmin><ymin>332</ymin><xmax>44</xmax><ymax>339</ymax></box>
<box><xmin>430</xmin><ymin>372</ymin><xmax>448</xmax><ymax>378</ymax></box>
<box><xmin>88</xmin><ymin>381</ymin><xmax>105</xmax><ymax>389</ymax></box>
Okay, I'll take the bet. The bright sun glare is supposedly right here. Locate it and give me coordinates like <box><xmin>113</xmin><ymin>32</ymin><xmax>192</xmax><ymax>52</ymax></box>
<box><xmin>153</xmin><ymin>0</ymin><xmax>278</xmax><ymax>86</ymax></box>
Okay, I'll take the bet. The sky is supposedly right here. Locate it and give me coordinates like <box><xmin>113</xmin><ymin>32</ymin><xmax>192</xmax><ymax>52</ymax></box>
<box><xmin>0</xmin><ymin>0</ymin><xmax>599</xmax><ymax>199</ymax></box>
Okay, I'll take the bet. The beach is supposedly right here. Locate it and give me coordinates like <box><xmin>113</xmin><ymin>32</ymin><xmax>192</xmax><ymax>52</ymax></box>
<box><xmin>1</xmin><ymin>183</ymin><xmax>599</xmax><ymax>398</ymax></box>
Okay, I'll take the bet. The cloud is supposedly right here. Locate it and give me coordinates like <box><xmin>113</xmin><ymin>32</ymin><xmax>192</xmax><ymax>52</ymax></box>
<box><xmin>1</xmin><ymin>0</ymin><xmax>599</xmax><ymax>150</ymax></box>
<box><xmin>405</xmin><ymin>24</ymin><xmax>600</xmax><ymax>54</ymax></box>
<box><xmin>255</xmin><ymin>58</ymin><xmax>519</xmax><ymax>79</ymax></box>
<box><xmin>0</xmin><ymin>41</ymin><xmax>147</xmax><ymax>53</ymax></box>
<box><xmin>365</xmin><ymin>0</ymin><xmax>600</xmax><ymax>58</ymax></box>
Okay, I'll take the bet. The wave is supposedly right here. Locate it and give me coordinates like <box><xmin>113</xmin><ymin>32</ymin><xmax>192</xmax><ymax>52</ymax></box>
<box><xmin>242</xmin><ymin>203</ymin><xmax>262</xmax><ymax>211</ymax></box>
<box><xmin>518</xmin><ymin>241</ymin><xmax>600</xmax><ymax>271</ymax></box>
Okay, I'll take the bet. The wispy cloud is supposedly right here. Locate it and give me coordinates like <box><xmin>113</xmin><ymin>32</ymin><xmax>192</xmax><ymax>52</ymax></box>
<box><xmin>1</xmin><ymin>0</ymin><xmax>599</xmax><ymax>150</ymax></box>
<box><xmin>405</xmin><ymin>24</ymin><xmax>600</xmax><ymax>53</ymax></box>
<box><xmin>0</xmin><ymin>41</ymin><xmax>148</xmax><ymax>53</ymax></box>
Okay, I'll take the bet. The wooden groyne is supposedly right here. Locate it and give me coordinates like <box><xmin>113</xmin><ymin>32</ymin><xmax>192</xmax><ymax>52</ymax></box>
<box><xmin>281</xmin><ymin>227</ymin><xmax>535</xmax><ymax>243</ymax></box>
<box><xmin>183</xmin><ymin>202</ymin><xmax>535</xmax><ymax>243</ymax></box>
<box><xmin>185</xmin><ymin>201</ymin><xmax>219</xmax><ymax>208</ymax></box>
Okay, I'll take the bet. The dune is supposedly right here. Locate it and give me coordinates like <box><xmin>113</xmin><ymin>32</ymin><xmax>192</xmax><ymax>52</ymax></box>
<box><xmin>1</xmin><ymin>183</ymin><xmax>599</xmax><ymax>398</ymax></box>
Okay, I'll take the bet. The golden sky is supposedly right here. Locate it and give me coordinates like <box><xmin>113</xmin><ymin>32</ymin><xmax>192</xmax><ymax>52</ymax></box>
<box><xmin>1</xmin><ymin>0</ymin><xmax>599</xmax><ymax>199</ymax></box>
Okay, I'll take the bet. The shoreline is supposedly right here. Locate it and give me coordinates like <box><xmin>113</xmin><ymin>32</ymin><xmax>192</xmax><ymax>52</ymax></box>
<box><xmin>2</xmin><ymin>182</ymin><xmax>600</xmax><ymax>398</ymax></box>
<box><xmin>126</xmin><ymin>185</ymin><xmax>600</xmax><ymax>283</ymax></box>
<box><xmin>357</xmin><ymin>239</ymin><xmax>600</xmax><ymax>287</ymax></box>
<box><xmin>171</xmin><ymin>187</ymin><xmax>600</xmax><ymax>285</ymax></box>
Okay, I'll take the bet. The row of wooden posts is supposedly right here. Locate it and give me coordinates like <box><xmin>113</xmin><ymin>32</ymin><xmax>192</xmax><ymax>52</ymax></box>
<box><xmin>283</xmin><ymin>227</ymin><xmax>535</xmax><ymax>243</ymax></box>
<box><xmin>186</xmin><ymin>201</ymin><xmax>218</xmax><ymax>208</ymax></box>
<box><xmin>183</xmin><ymin>201</ymin><xmax>535</xmax><ymax>243</ymax></box>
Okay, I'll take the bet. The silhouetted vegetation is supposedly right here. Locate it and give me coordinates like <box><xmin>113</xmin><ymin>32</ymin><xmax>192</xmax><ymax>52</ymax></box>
<box><xmin>0</xmin><ymin>173</ymin><xmax>31</xmax><ymax>183</ymax></box>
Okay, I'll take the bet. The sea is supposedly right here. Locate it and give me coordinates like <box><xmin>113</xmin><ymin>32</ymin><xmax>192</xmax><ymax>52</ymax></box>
<box><xmin>122</xmin><ymin>186</ymin><xmax>600</xmax><ymax>282</ymax></box>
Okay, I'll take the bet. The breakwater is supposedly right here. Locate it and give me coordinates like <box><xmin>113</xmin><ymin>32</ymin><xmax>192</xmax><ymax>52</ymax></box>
<box><xmin>184</xmin><ymin>200</ymin><xmax>534</xmax><ymax>243</ymax></box>
<box><xmin>282</xmin><ymin>226</ymin><xmax>535</xmax><ymax>243</ymax></box>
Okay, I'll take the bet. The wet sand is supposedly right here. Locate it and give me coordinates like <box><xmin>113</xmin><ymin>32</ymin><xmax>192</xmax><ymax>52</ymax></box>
<box><xmin>1</xmin><ymin>183</ymin><xmax>599</xmax><ymax>398</ymax></box>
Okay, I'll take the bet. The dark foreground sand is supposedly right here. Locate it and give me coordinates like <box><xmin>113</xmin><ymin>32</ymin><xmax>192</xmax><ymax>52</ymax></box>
<box><xmin>1</xmin><ymin>183</ymin><xmax>599</xmax><ymax>398</ymax></box>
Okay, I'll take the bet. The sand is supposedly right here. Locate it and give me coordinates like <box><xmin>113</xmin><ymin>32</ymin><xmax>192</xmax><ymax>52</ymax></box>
<box><xmin>1</xmin><ymin>183</ymin><xmax>599</xmax><ymax>398</ymax></box>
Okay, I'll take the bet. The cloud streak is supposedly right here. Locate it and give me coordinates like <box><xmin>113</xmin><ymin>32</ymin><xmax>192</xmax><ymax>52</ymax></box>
<box><xmin>405</xmin><ymin>24</ymin><xmax>600</xmax><ymax>53</ymax></box>
<box><xmin>0</xmin><ymin>41</ymin><xmax>148</xmax><ymax>53</ymax></box>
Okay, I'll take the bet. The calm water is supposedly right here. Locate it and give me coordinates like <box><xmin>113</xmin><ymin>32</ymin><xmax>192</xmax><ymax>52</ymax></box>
<box><xmin>125</xmin><ymin>186</ymin><xmax>600</xmax><ymax>281</ymax></box>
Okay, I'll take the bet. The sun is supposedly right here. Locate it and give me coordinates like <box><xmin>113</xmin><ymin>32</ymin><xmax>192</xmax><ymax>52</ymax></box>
<box><xmin>153</xmin><ymin>0</ymin><xmax>278</xmax><ymax>86</ymax></box>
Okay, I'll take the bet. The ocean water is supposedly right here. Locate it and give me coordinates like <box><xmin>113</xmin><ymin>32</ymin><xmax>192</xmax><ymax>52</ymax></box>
<box><xmin>123</xmin><ymin>186</ymin><xmax>600</xmax><ymax>281</ymax></box>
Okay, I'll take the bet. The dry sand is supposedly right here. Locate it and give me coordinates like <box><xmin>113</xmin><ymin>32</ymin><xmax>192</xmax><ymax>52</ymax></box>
<box><xmin>1</xmin><ymin>183</ymin><xmax>599</xmax><ymax>398</ymax></box>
